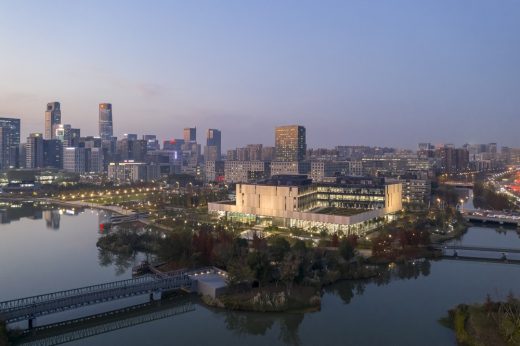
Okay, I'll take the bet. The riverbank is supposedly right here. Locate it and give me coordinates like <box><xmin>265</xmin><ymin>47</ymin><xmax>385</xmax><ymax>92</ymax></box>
<box><xmin>442</xmin><ymin>298</ymin><xmax>520</xmax><ymax>345</ymax></box>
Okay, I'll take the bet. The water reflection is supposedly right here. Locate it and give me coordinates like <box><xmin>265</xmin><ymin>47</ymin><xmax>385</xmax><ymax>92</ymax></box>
<box><xmin>98</xmin><ymin>247</ymin><xmax>139</xmax><ymax>276</ymax></box>
<box><xmin>210</xmin><ymin>261</ymin><xmax>433</xmax><ymax>346</ymax></box>
<box><xmin>219</xmin><ymin>309</ymin><xmax>305</xmax><ymax>346</ymax></box>
<box><xmin>0</xmin><ymin>202</ymin><xmax>43</xmax><ymax>224</ymax></box>
<box><xmin>43</xmin><ymin>209</ymin><xmax>61</xmax><ymax>230</ymax></box>
<box><xmin>326</xmin><ymin>260</ymin><xmax>431</xmax><ymax>306</ymax></box>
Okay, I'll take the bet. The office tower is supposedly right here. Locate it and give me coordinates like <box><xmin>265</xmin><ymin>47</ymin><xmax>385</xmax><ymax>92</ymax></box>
<box><xmin>99</xmin><ymin>103</ymin><xmax>113</xmax><ymax>140</ymax></box>
<box><xmin>89</xmin><ymin>147</ymin><xmax>104</xmax><ymax>173</ymax></box>
<box><xmin>124</xmin><ymin>133</ymin><xmax>138</xmax><ymax>141</ymax></box>
<box><xmin>205</xmin><ymin>129</ymin><xmax>221</xmax><ymax>161</ymax></box>
<box><xmin>26</xmin><ymin>133</ymin><xmax>44</xmax><ymax>168</ymax></box>
<box><xmin>43</xmin><ymin>139</ymin><xmax>63</xmax><ymax>169</ymax></box>
<box><xmin>143</xmin><ymin>135</ymin><xmax>160</xmax><ymax>151</ymax></box>
<box><xmin>0</xmin><ymin>117</ymin><xmax>21</xmax><ymax>170</ymax></box>
<box><xmin>63</xmin><ymin>147</ymin><xmax>86</xmax><ymax>173</ymax></box>
<box><xmin>45</xmin><ymin>102</ymin><xmax>61</xmax><ymax>139</ymax></box>
<box><xmin>275</xmin><ymin>125</ymin><xmax>306</xmax><ymax>162</ymax></box>
<box><xmin>183</xmin><ymin>128</ymin><xmax>196</xmax><ymax>142</ymax></box>
<box><xmin>163</xmin><ymin>139</ymin><xmax>184</xmax><ymax>151</ymax></box>
<box><xmin>116</xmin><ymin>138</ymin><xmax>147</xmax><ymax>161</ymax></box>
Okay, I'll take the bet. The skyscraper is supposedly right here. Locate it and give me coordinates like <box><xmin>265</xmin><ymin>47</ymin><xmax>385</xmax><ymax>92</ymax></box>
<box><xmin>99</xmin><ymin>103</ymin><xmax>113</xmax><ymax>140</ymax></box>
<box><xmin>275</xmin><ymin>125</ymin><xmax>306</xmax><ymax>162</ymax></box>
<box><xmin>0</xmin><ymin>117</ymin><xmax>21</xmax><ymax>170</ymax></box>
<box><xmin>205</xmin><ymin>129</ymin><xmax>221</xmax><ymax>161</ymax></box>
<box><xmin>45</xmin><ymin>102</ymin><xmax>61</xmax><ymax>139</ymax></box>
<box><xmin>183</xmin><ymin>128</ymin><xmax>196</xmax><ymax>142</ymax></box>
<box><xmin>26</xmin><ymin>133</ymin><xmax>44</xmax><ymax>168</ymax></box>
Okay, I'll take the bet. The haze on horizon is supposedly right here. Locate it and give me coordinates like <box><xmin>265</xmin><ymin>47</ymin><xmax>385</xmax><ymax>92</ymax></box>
<box><xmin>0</xmin><ymin>0</ymin><xmax>519</xmax><ymax>150</ymax></box>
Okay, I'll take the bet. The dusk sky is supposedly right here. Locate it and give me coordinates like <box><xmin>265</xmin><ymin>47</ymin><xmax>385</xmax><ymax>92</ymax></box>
<box><xmin>1</xmin><ymin>0</ymin><xmax>519</xmax><ymax>150</ymax></box>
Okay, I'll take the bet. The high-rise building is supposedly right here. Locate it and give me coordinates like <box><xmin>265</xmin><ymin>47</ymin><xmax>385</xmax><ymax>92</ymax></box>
<box><xmin>26</xmin><ymin>133</ymin><xmax>44</xmax><ymax>168</ymax></box>
<box><xmin>124</xmin><ymin>133</ymin><xmax>138</xmax><ymax>141</ymax></box>
<box><xmin>437</xmin><ymin>146</ymin><xmax>469</xmax><ymax>173</ymax></box>
<box><xmin>45</xmin><ymin>102</ymin><xmax>61</xmax><ymax>139</ymax></box>
<box><xmin>275</xmin><ymin>125</ymin><xmax>306</xmax><ymax>162</ymax></box>
<box><xmin>43</xmin><ymin>139</ymin><xmax>63</xmax><ymax>169</ymax></box>
<box><xmin>183</xmin><ymin>128</ymin><xmax>196</xmax><ymax>142</ymax></box>
<box><xmin>99</xmin><ymin>103</ymin><xmax>113</xmax><ymax>140</ymax></box>
<box><xmin>63</xmin><ymin>147</ymin><xmax>86</xmax><ymax>173</ymax></box>
<box><xmin>0</xmin><ymin>117</ymin><xmax>21</xmax><ymax>170</ymax></box>
<box><xmin>205</xmin><ymin>129</ymin><xmax>221</xmax><ymax>161</ymax></box>
<box><xmin>143</xmin><ymin>135</ymin><xmax>160</xmax><ymax>151</ymax></box>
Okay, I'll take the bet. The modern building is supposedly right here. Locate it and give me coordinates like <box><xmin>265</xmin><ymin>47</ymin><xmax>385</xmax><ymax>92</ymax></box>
<box><xmin>88</xmin><ymin>147</ymin><xmax>104</xmax><ymax>173</ymax></box>
<box><xmin>205</xmin><ymin>129</ymin><xmax>221</xmax><ymax>161</ymax></box>
<box><xmin>107</xmin><ymin>161</ymin><xmax>160</xmax><ymax>182</ymax></box>
<box><xmin>26</xmin><ymin>133</ymin><xmax>44</xmax><ymax>169</ymax></box>
<box><xmin>205</xmin><ymin>160</ymin><xmax>225</xmax><ymax>182</ymax></box>
<box><xmin>275</xmin><ymin>125</ymin><xmax>306</xmax><ymax>162</ymax></box>
<box><xmin>43</xmin><ymin>139</ymin><xmax>63</xmax><ymax>169</ymax></box>
<box><xmin>45</xmin><ymin>102</ymin><xmax>61</xmax><ymax>139</ymax></box>
<box><xmin>437</xmin><ymin>146</ymin><xmax>470</xmax><ymax>173</ymax></box>
<box><xmin>0</xmin><ymin>117</ymin><xmax>21</xmax><ymax>170</ymax></box>
<box><xmin>209</xmin><ymin>175</ymin><xmax>402</xmax><ymax>235</ymax></box>
<box><xmin>143</xmin><ymin>135</ymin><xmax>160</xmax><ymax>151</ymax></box>
<box><xmin>310</xmin><ymin>161</ymin><xmax>350</xmax><ymax>182</ymax></box>
<box><xmin>183</xmin><ymin>128</ymin><xmax>196</xmax><ymax>142</ymax></box>
<box><xmin>270</xmin><ymin>161</ymin><xmax>310</xmax><ymax>176</ymax></box>
<box><xmin>224</xmin><ymin>161</ymin><xmax>270</xmax><ymax>183</ymax></box>
<box><xmin>261</xmin><ymin>146</ymin><xmax>275</xmax><ymax>161</ymax></box>
<box><xmin>99</xmin><ymin>103</ymin><xmax>113</xmax><ymax>140</ymax></box>
<box><xmin>63</xmin><ymin>147</ymin><xmax>86</xmax><ymax>173</ymax></box>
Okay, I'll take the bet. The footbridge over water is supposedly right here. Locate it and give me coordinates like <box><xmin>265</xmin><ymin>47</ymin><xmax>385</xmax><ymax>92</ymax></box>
<box><xmin>0</xmin><ymin>267</ymin><xmax>224</xmax><ymax>326</ymax></box>
<box><xmin>433</xmin><ymin>244</ymin><xmax>520</xmax><ymax>264</ymax></box>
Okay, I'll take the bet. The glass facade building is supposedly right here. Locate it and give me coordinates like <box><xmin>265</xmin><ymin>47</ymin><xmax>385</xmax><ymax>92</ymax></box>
<box><xmin>0</xmin><ymin>117</ymin><xmax>21</xmax><ymax>170</ymax></box>
<box><xmin>275</xmin><ymin>125</ymin><xmax>306</xmax><ymax>162</ymax></box>
<box><xmin>99</xmin><ymin>103</ymin><xmax>113</xmax><ymax>140</ymax></box>
<box><xmin>45</xmin><ymin>102</ymin><xmax>61</xmax><ymax>139</ymax></box>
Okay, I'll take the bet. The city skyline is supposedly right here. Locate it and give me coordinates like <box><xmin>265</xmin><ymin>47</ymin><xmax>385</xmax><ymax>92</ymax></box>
<box><xmin>1</xmin><ymin>1</ymin><xmax>519</xmax><ymax>149</ymax></box>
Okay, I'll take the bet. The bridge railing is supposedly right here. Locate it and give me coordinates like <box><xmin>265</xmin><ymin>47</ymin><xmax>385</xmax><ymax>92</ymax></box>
<box><xmin>0</xmin><ymin>275</ymin><xmax>160</xmax><ymax>312</ymax></box>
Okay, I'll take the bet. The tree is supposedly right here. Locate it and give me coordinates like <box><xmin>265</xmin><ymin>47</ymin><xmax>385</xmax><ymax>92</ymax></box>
<box><xmin>269</xmin><ymin>236</ymin><xmax>291</xmax><ymax>262</ymax></box>
<box><xmin>226</xmin><ymin>260</ymin><xmax>254</xmax><ymax>288</ymax></box>
<box><xmin>279</xmin><ymin>252</ymin><xmax>301</xmax><ymax>294</ymax></box>
<box><xmin>247</xmin><ymin>251</ymin><xmax>273</xmax><ymax>286</ymax></box>
<box><xmin>292</xmin><ymin>239</ymin><xmax>307</xmax><ymax>254</ymax></box>
<box><xmin>330</xmin><ymin>233</ymin><xmax>339</xmax><ymax>247</ymax></box>
<box><xmin>338</xmin><ymin>238</ymin><xmax>355</xmax><ymax>261</ymax></box>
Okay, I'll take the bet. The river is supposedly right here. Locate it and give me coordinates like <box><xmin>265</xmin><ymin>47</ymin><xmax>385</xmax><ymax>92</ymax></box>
<box><xmin>1</xmin><ymin>204</ymin><xmax>520</xmax><ymax>345</ymax></box>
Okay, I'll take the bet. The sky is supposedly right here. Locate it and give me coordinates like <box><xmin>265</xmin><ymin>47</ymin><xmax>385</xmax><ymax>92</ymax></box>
<box><xmin>0</xmin><ymin>0</ymin><xmax>519</xmax><ymax>150</ymax></box>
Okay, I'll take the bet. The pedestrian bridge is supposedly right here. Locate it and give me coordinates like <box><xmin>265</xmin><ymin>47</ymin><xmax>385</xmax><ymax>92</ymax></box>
<box><xmin>0</xmin><ymin>267</ymin><xmax>224</xmax><ymax>325</ymax></box>
<box><xmin>436</xmin><ymin>244</ymin><xmax>520</xmax><ymax>254</ymax></box>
